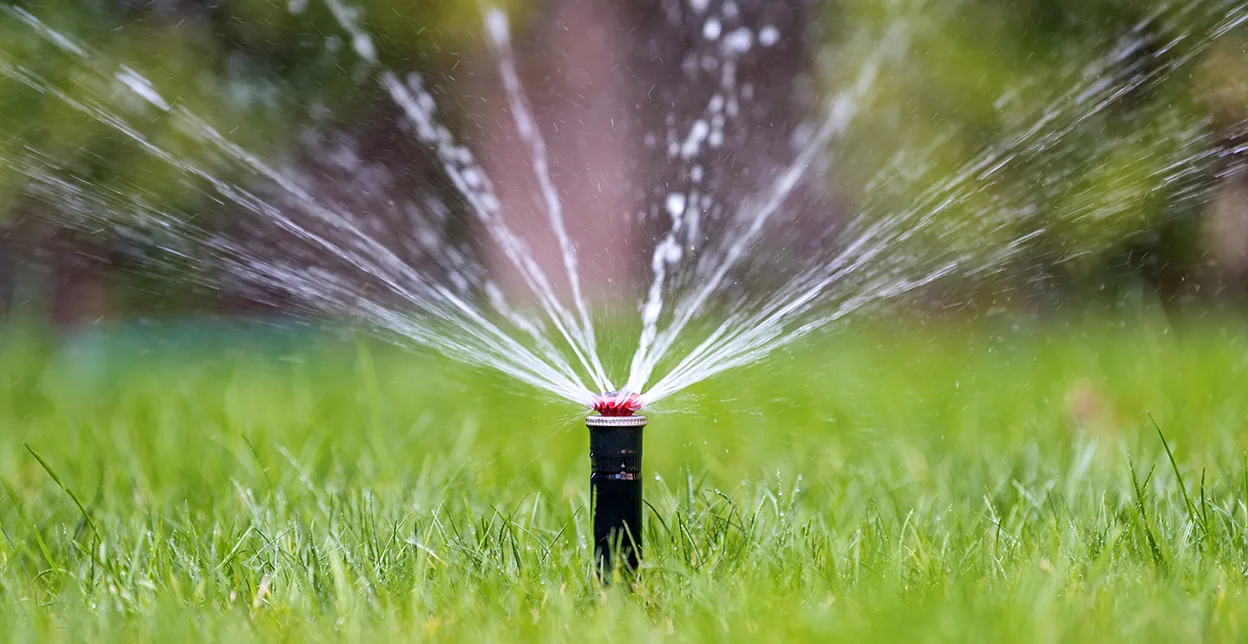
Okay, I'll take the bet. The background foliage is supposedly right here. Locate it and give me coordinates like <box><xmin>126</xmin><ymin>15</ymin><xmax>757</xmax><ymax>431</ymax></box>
<box><xmin>2</xmin><ymin>0</ymin><xmax>1247</xmax><ymax>320</ymax></box>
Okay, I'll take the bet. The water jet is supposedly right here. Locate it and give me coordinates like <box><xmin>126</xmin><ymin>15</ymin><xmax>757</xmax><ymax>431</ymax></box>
<box><xmin>585</xmin><ymin>411</ymin><xmax>646</xmax><ymax>574</ymax></box>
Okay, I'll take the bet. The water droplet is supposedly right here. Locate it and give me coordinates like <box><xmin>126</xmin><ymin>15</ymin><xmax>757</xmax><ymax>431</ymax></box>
<box><xmin>759</xmin><ymin>25</ymin><xmax>780</xmax><ymax>47</ymax></box>
<box><xmin>666</xmin><ymin>193</ymin><xmax>687</xmax><ymax>220</ymax></box>
<box><xmin>352</xmin><ymin>33</ymin><xmax>377</xmax><ymax>62</ymax></box>
<box><xmin>703</xmin><ymin>18</ymin><xmax>722</xmax><ymax>41</ymax></box>
<box><xmin>484</xmin><ymin>9</ymin><xmax>510</xmax><ymax>45</ymax></box>
<box><xmin>726</xmin><ymin>28</ymin><xmax>753</xmax><ymax>53</ymax></box>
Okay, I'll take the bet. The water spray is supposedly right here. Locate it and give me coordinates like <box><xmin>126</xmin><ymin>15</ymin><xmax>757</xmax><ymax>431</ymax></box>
<box><xmin>587</xmin><ymin>391</ymin><xmax>645</xmax><ymax>574</ymax></box>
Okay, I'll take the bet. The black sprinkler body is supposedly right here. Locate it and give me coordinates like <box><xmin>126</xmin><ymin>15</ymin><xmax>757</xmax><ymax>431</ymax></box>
<box><xmin>586</xmin><ymin>414</ymin><xmax>646</xmax><ymax>574</ymax></box>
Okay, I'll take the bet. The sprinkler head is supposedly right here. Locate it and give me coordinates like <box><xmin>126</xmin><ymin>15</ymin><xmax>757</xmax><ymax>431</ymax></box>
<box><xmin>592</xmin><ymin>390</ymin><xmax>643</xmax><ymax>416</ymax></box>
<box><xmin>586</xmin><ymin>414</ymin><xmax>646</xmax><ymax>575</ymax></box>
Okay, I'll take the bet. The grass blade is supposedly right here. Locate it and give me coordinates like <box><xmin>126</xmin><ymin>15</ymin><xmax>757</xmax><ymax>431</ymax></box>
<box><xmin>25</xmin><ymin>444</ymin><xmax>96</xmax><ymax>538</ymax></box>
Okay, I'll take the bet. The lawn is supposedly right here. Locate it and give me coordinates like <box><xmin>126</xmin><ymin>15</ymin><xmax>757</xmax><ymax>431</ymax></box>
<box><xmin>2</xmin><ymin>312</ymin><xmax>1247</xmax><ymax>642</ymax></box>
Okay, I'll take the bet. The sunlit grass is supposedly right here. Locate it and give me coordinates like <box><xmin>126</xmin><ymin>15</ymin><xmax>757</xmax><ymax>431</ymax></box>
<box><xmin>2</xmin><ymin>313</ymin><xmax>1247</xmax><ymax>641</ymax></box>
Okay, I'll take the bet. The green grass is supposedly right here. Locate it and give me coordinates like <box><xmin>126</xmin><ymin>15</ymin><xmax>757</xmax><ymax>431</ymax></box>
<box><xmin>2</xmin><ymin>314</ymin><xmax>1248</xmax><ymax>642</ymax></box>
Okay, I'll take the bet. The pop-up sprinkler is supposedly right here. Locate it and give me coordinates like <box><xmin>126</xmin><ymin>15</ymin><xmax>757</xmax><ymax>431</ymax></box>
<box><xmin>586</xmin><ymin>391</ymin><xmax>645</xmax><ymax>574</ymax></box>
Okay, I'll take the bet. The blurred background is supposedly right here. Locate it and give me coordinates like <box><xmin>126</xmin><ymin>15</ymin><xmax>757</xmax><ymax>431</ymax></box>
<box><xmin>1</xmin><ymin>0</ymin><xmax>1247</xmax><ymax>332</ymax></box>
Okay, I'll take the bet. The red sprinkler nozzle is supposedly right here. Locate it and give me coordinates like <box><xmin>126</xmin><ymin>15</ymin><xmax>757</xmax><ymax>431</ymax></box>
<box><xmin>592</xmin><ymin>391</ymin><xmax>643</xmax><ymax>416</ymax></box>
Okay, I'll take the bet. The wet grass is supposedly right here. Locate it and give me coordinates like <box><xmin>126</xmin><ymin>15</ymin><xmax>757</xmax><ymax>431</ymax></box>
<box><xmin>2</xmin><ymin>312</ymin><xmax>1248</xmax><ymax>642</ymax></box>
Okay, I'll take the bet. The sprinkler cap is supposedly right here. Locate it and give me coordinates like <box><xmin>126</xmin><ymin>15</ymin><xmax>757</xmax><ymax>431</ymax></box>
<box><xmin>592</xmin><ymin>391</ymin><xmax>643</xmax><ymax>417</ymax></box>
